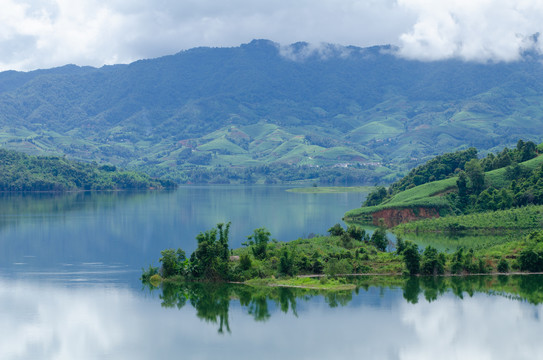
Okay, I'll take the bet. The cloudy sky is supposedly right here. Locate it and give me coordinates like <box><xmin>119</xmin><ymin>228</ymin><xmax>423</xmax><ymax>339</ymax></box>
<box><xmin>1</xmin><ymin>0</ymin><xmax>543</xmax><ymax>71</ymax></box>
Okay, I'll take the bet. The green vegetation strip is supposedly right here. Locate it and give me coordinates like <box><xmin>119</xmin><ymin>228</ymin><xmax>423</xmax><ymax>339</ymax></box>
<box><xmin>142</xmin><ymin>218</ymin><xmax>543</xmax><ymax>292</ymax></box>
<box><xmin>286</xmin><ymin>186</ymin><xmax>374</xmax><ymax>194</ymax></box>
<box><xmin>344</xmin><ymin>178</ymin><xmax>455</xmax><ymax>218</ymax></box>
<box><xmin>246</xmin><ymin>277</ymin><xmax>356</xmax><ymax>291</ymax></box>
<box><xmin>396</xmin><ymin>205</ymin><xmax>543</xmax><ymax>233</ymax></box>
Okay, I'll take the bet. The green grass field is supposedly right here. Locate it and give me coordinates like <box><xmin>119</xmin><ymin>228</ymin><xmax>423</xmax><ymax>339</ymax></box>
<box><xmin>344</xmin><ymin>177</ymin><xmax>456</xmax><ymax>220</ymax></box>
<box><xmin>345</xmin><ymin>154</ymin><xmax>543</xmax><ymax>221</ymax></box>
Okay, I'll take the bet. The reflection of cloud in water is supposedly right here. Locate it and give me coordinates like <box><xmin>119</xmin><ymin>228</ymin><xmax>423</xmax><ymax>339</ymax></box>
<box><xmin>400</xmin><ymin>294</ymin><xmax>543</xmax><ymax>360</ymax></box>
<box><xmin>0</xmin><ymin>281</ymin><xmax>542</xmax><ymax>359</ymax></box>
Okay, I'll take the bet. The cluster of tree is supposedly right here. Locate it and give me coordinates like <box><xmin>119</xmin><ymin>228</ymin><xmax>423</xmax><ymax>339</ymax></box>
<box><xmin>364</xmin><ymin>140</ymin><xmax>540</xmax><ymax>212</ymax></box>
<box><xmin>517</xmin><ymin>231</ymin><xmax>543</xmax><ymax>272</ymax></box>
<box><xmin>0</xmin><ymin>148</ymin><xmax>176</xmax><ymax>191</ymax></box>
<box><xmin>145</xmin><ymin>223</ymin><xmax>233</xmax><ymax>283</ymax></box>
<box><xmin>397</xmin><ymin>230</ymin><xmax>543</xmax><ymax>276</ymax></box>
<box><xmin>364</xmin><ymin>148</ymin><xmax>478</xmax><ymax>206</ymax></box>
<box><xmin>396</xmin><ymin>239</ymin><xmax>448</xmax><ymax>276</ymax></box>
<box><xmin>389</xmin><ymin>148</ymin><xmax>478</xmax><ymax>193</ymax></box>
<box><xmin>453</xmin><ymin>155</ymin><xmax>543</xmax><ymax>213</ymax></box>
<box><xmin>480</xmin><ymin>140</ymin><xmax>538</xmax><ymax>171</ymax></box>
<box><xmin>142</xmin><ymin>222</ymin><xmax>399</xmax><ymax>284</ymax></box>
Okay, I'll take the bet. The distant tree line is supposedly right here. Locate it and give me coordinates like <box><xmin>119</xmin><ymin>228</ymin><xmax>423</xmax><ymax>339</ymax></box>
<box><xmin>142</xmin><ymin>163</ymin><xmax>388</xmax><ymax>186</ymax></box>
<box><xmin>0</xmin><ymin>148</ymin><xmax>176</xmax><ymax>191</ymax></box>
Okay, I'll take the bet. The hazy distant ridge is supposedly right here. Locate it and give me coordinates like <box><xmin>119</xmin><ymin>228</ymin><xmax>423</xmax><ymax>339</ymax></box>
<box><xmin>0</xmin><ymin>39</ymin><xmax>542</xmax><ymax>182</ymax></box>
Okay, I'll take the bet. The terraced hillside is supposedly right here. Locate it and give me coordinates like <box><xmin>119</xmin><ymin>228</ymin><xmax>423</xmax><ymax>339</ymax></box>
<box><xmin>1</xmin><ymin>40</ymin><xmax>543</xmax><ymax>183</ymax></box>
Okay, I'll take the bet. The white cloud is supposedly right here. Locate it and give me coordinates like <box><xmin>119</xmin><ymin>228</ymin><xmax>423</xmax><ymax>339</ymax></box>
<box><xmin>397</xmin><ymin>0</ymin><xmax>543</xmax><ymax>62</ymax></box>
<box><xmin>0</xmin><ymin>0</ymin><xmax>415</xmax><ymax>71</ymax></box>
<box><xmin>1</xmin><ymin>281</ymin><xmax>543</xmax><ymax>359</ymax></box>
<box><xmin>0</xmin><ymin>0</ymin><xmax>542</xmax><ymax>71</ymax></box>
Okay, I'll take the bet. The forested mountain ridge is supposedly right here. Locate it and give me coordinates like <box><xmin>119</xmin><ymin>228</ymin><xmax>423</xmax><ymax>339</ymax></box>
<box><xmin>1</xmin><ymin>39</ymin><xmax>543</xmax><ymax>183</ymax></box>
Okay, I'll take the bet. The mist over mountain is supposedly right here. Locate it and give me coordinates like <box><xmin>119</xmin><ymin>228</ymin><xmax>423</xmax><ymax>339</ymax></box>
<box><xmin>1</xmin><ymin>39</ymin><xmax>542</xmax><ymax>183</ymax></box>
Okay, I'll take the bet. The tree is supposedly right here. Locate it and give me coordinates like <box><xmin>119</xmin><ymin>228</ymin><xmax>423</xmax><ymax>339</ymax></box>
<box><xmin>246</xmin><ymin>227</ymin><xmax>271</xmax><ymax>260</ymax></box>
<box><xmin>395</xmin><ymin>235</ymin><xmax>406</xmax><ymax>255</ymax></box>
<box><xmin>464</xmin><ymin>159</ymin><xmax>485</xmax><ymax>194</ymax></box>
<box><xmin>519</xmin><ymin>249</ymin><xmax>543</xmax><ymax>272</ymax></box>
<box><xmin>517</xmin><ymin>140</ymin><xmax>537</xmax><ymax>162</ymax></box>
<box><xmin>192</xmin><ymin>224</ymin><xmax>231</xmax><ymax>281</ymax></box>
<box><xmin>370</xmin><ymin>227</ymin><xmax>388</xmax><ymax>251</ymax></box>
<box><xmin>497</xmin><ymin>259</ymin><xmax>509</xmax><ymax>273</ymax></box>
<box><xmin>420</xmin><ymin>246</ymin><xmax>445</xmax><ymax>275</ymax></box>
<box><xmin>403</xmin><ymin>242</ymin><xmax>420</xmax><ymax>275</ymax></box>
<box><xmin>328</xmin><ymin>223</ymin><xmax>345</xmax><ymax>236</ymax></box>
<box><xmin>363</xmin><ymin>186</ymin><xmax>388</xmax><ymax>206</ymax></box>
<box><xmin>217</xmin><ymin>222</ymin><xmax>231</xmax><ymax>261</ymax></box>
<box><xmin>456</xmin><ymin>170</ymin><xmax>468</xmax><ymax>209</ymax></box>
<box><xmin>239</xmin><ymin>253</ymin><xmax>252</xmax><ymax>271</ymax></box>
<box><xmin>346</xmin><ymin>225</ymin><xmax>365</xmax><ymax>241</ymax></box>
<box><xmin>159</xmin><ymin>248</ymin><xmax>186</xmax><ymax>278</ymax></box>
<box><xmin>279</xmin><ymin>248</ymin><xmax>295</xmax><ymax>276</ymax></box>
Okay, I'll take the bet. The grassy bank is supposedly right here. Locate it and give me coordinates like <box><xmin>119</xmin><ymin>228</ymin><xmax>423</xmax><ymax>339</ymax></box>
<box><xmin>395</xmin><ymin>205</ymin><xmax>543</xmax><ymax>234</ymax></box>
<box><xmin>343</xmin><ymin>178</ymin><xmax>455</xmax><ymax>220</ymax></box>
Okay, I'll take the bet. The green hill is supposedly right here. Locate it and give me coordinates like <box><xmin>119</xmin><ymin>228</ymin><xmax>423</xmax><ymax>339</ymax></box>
<box><xmin>345</xmin><ymin>142</ymin><xmax>543</xmax><ymax>225</ymax></box>
<box><xmin>0</xmin><ymin>148</ymin><xmax>176</xmax><ymax>191</ymax></box>
<box><xmin>1</xmin><ymin>40</ymin><xmax>543</xmax><ymax>183</ymax></box>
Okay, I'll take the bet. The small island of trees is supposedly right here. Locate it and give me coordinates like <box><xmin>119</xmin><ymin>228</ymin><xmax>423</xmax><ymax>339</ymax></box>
<box><xmin>142</xmin><ymin>221</ymin><xmax>543</xmax><ymax>289</ymax></box>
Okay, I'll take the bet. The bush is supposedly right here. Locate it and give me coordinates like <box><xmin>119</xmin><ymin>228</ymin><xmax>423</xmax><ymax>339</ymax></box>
<box><xmin>149</xmin><ymin>274</ymin><xmax>162</xmax><ymax>286</ymax></box>
<box><xmin>403</xmin><ymin>242</ymin><xmax>420</xmax><ymax>275</ymax></box>
<box><xmin>240</xmin><ymin>254</ymin><xmax>252</xmax><ymax>270</ymax></box>
<box><xmin>371</xmin><ymin>228</ymin><xmax>388</xmax><ymax>252</ymax></box>
<box><xmin>325</xmin><ymin>258</ymin><xmax>353</xmax><ymax>276</ymax></box>
<box><xmin>346</xmin><ymin>225</ymin><xmax>365</xmax><ymax>241</ymax></box>
<box><xmin>328</xmin><ymin>223</ymin><xmax>345</xmax><ymax>236</ymax></box>
<box><xmin>497</xmin><ymin>259</ymin><xmax>509</xmax><ymax>273</ymax></box>
<box><xmin>279</xmin><ymin>248</ymin><xmax>295</xmax><ymax>276</ymax></box>
<box><xmin>340</xmin><ymin>234</ymin><xmax>354</xmax><ymax>249</ymax></box>
<box><xmin>519</xmin><ymin>249</ymin><xmax>543</xmax><ymax>272</ymax></box>
<box><xmin>140</xmin><ymin>264</ymin><xmax>159</xmax><ymax>282</ymax></box>
<box><xmin>420</xmin><ymin>246</ymin><xmax>445</xmax><ymax>275</ymax></box>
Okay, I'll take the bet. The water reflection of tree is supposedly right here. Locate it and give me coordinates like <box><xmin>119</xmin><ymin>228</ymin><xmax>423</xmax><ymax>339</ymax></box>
<box><xmin>401</xmin><ymin>275</ymin><xmax>543</xmax><ymax>305</ymax></box>
<box><xmin>148</xmin><ymin>275</ymin><xmax>543</xmax><ymax>333</ymax></box>
<box><xmin>155</xmin><ymin>282</ymin><xmax>327</xmax><ymax>332</ymax></box>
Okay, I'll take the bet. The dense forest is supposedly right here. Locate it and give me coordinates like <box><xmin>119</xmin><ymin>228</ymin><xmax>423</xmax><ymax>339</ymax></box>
<box><xmin>0</xmin><ymin>148</ymin><xmax>176</xmax><ymax>191</ymax></box>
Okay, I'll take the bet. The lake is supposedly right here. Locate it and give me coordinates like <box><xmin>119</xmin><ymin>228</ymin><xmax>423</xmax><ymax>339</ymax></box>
<box><xmin>1</xmin><ymin>186</ymin><xmax>542</xmax><ymax>359</ymax></box>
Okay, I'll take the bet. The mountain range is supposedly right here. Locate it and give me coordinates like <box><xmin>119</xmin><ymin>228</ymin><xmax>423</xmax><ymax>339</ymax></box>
<box><xmin>1</xmin><ymin>39</ymin><xmax>542</xmax><ymax>183</ymax></box>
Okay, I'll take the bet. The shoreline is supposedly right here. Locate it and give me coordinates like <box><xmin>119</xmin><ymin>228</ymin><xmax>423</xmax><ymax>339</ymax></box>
<box><xmin>156</xmin><ymin>271</ymin><xmax>543</xmax><ymax>291</ymax></box>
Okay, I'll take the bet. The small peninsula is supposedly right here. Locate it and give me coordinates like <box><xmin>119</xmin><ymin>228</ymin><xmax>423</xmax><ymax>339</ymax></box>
<box><xmin>143</xmin><ymin>140</ymin><xmax>543</xmax><ymax>289</ymax></box>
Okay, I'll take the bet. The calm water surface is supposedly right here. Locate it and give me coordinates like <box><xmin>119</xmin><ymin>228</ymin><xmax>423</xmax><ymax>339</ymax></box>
<box><xmin>0</xmin><ymin>186</ymin><xmax>542</xmax><ymax>360</ymax></box>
